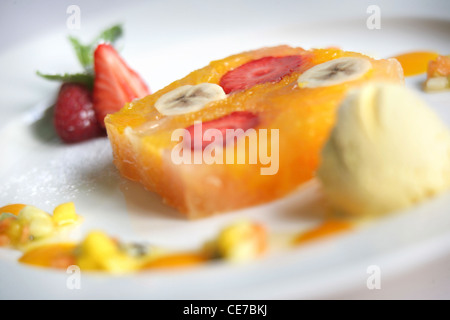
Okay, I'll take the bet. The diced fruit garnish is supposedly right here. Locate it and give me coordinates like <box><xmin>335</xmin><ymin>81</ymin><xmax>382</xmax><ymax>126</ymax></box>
<box><xmin>185</xmin><ymin>111</ymin><xmax>259</xmax><ymax>150</ymax></box>
<box><xmin>424</xmin><ymin>55</ymin><xmax>450</xmax><ymax>92</ymax></box>
<box><xmin>52</xmin><ymin>202</ymin><xmax>79</xmax><ymax>226</ymax></box>
<box><xmin>0</xmin><ymin>203</ymin><xmax>81</xmax><ymax>249</ymax></box>
<box><xmin>424</xmin><ymin>76</ymin><xmax>449</xmax><ymax>91</ymax></box>
<box><xmin>53</xmin><ymin>83</ymin><xmax>103</xmax><ymax>143</ymax></box>
<box><xmin>18</xmin><ymin>206</ymin><xmax>54</xmax><ymax>238</ymax></box>
<box><xmin>76</xmin><ymin>231</ymin><xmax>139</xmax><ymax>273</ymax></box>
<box><xmin>0</xmin><ymin>204</ymin><xmax>26</xmax><ymax>216</ymax></box>
<box><xmin>93</xmin><ymin>43</ymin><xmax>150</xmax><ymax>127</ymax></box>
<box><xmin>0</xmin><ymin>217</ymin><xmax>15</xmax><ymax>245</ymax></box>
<box><xmin>219</xmin><ymin>55</ymin><xmax>306</xmax><ymax>94</ymax></box>
<box><xmin>0</xmin><ymin>212</ymin><xmax>16</xmax><ymax>221</ymax></box>
<box><xmin>17</xmin><ymin>206</ymin><xmax>51</xmax><ymax>223</ymax></box>
<box><xmin>427</xmin><ymin>55</ymin><xmax>450</xmax><ymax>77</ymax></box>
<box><xmin>0</xmin><ymin>208</ymin><xmax>37</xmax><ymax>247</ymax></box>
<box><xmin>207</xmin><ymin>220</ymin><xmax>267</xmax><ymax>262</ymax></box>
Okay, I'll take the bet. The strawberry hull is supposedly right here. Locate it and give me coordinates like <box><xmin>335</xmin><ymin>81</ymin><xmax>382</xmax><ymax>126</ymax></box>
<box><xmin>105</xmin><ymin>45</ymin><xmax>404</xmax><ymax>218</ymax></box>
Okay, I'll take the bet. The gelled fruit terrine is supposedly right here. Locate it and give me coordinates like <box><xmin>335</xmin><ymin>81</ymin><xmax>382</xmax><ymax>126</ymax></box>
<box><xmin>105</xmin><ymin>45</ymin><xmax>403</xmax><ymax>218</ymax></box>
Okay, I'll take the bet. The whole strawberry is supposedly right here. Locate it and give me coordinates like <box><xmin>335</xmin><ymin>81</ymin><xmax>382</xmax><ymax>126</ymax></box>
<box><xmin>53</xmin><ymin>83</ymin><xmax>103</xmax><ymax>143</ymax></box>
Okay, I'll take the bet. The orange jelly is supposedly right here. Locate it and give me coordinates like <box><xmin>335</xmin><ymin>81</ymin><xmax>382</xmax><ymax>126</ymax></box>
<box><xmin>105</xmin><ymin>45</ymin><xmax>404</xmax><ymax>218</ymax></box>
<box><xmin>393</xmin><ymin>51</ymin><xmax>439</xmax><ymax>77</ymax></box>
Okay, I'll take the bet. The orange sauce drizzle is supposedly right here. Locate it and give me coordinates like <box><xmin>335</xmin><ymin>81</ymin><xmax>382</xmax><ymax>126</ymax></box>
<box><xmin>293</xmin><ymin>220</ymin><xmax>352</xmax><ymax>245</ymax></box>
<box><xmin>392</xmin><ymin>51</ymin><xmax>439</xmax><ymax>77</ymax></box>
<box><xmin>142</xmin><ymin>252</ymin><xmax>209</xmax><ymax>270</ymax></box>
<box><xmin>18</xmin><ymin>243</ymin><xmax>77</xmax><ymax>268</ymax></box>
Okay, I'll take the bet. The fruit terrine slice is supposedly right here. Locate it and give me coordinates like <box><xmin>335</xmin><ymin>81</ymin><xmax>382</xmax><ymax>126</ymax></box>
<box><xmin>105</xmin><ymin>45</ymin><xmax>403</xmax><ymax>218</ymax></box>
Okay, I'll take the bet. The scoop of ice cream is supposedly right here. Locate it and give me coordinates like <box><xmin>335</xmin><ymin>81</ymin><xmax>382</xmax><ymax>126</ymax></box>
<box><xmin>317</xmin><ymin>82</ymin><xmax>450</xmax><ymax>216</ymax></box>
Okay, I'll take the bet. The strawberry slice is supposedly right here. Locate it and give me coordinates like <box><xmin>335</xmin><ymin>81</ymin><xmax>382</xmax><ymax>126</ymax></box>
<box><xmin>219</xmin><ymin>55</ymin><xmax>306</xmax><ymax>94</ymax></box>
<box><xmin>185</xmin><ymin>111</ymin><xmax>259</xmax><ymax>150</ymax></box>
<box><xmin>93</xmin><ymin>43</ymin><xmax>150</xmax><ymax>127</ymax></box>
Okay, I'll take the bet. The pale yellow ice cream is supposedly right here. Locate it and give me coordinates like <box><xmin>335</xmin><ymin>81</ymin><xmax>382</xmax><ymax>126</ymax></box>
<box><xmin>317</xmin><ymin>82</ymin><xmax>450</xmax><ymax>216</ymax></box>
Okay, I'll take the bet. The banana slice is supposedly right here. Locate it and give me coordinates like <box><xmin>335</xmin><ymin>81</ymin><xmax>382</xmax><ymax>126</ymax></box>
<box><xmin>297</xmin><ymin>57</ymin><xmax>372</xmax><ymax>88</ymax></box>
<box><xmin>155</xmin><ymin>83</ymin><xmax>226</xmax><ymax>116</ymax></box>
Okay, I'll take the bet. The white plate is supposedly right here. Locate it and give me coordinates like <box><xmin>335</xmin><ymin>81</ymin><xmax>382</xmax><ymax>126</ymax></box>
<box><xmin>1</xmin><ymin>0</ymin><xmax>450</xmax><ymax>299</ymax></box>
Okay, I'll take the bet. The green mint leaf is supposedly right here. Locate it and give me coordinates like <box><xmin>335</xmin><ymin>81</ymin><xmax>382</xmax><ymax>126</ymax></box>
<box><xmin>38</xmin><ymin>24</ymin><xmax>123</xmax><ymax>83</ymax></box>
<box><xmin>68</xmin><ymin>36</ymin><xmax>93</xmax><ymax>71</ymax></box>
<box><xmin>94</xmin><ymin>24</ymin><xmax>123</xmax><ymax>45</ymax></box>
<box><xmin>36</xmin><ymin>71</ymin><xmax>94</xmax><ymax>89</ymax></box>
